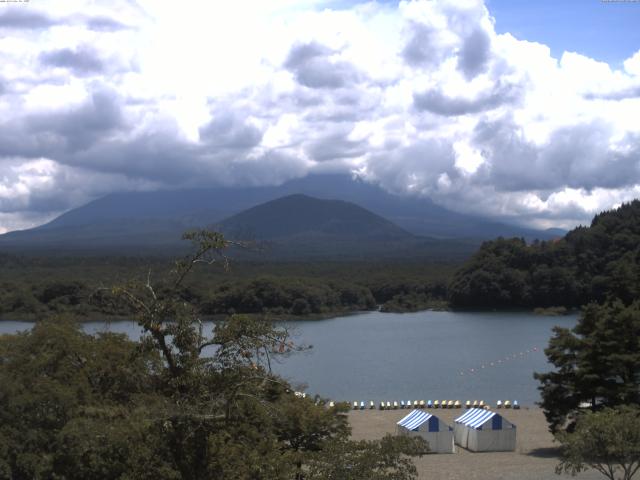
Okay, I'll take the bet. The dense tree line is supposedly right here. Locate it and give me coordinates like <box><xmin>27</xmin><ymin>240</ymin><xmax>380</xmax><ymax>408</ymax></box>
<box><xmin>0</xmin><ymin>259</ymin><xmax>454</xmax><ymax>319</ymax></box>
<box><xmin>449</xmin><ymin>201</ymin><xmax>640</xmax><ymax>309</ymax></box>
<box><xmin>201</xmin><ymin>277</ymin><xmax>376</xmax><ymax>316</ymax></box>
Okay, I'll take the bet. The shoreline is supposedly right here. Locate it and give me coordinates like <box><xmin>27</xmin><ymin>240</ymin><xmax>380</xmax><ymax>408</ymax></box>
<box><xmin>348</xmin><ymin>407</ymin><xmax>601</xmax><ymax>479</ymax></box>
<box><xmin>0</xmin><ymin>304</ymin><xmax>579</xmax><ymax>324</ymax></box>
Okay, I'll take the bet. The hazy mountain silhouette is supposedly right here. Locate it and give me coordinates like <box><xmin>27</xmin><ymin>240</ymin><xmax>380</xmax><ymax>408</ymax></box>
<box><xmin>0</xmin><ymin>174</ymin><xmax>562</xmax><ymax>255</ymax></box>
<box><xmin>219</xmin><ymin>194</ymin><xmax>411</xmax><ymax>240</ymax></box>
<box><xmin>215</xmin><ymin>194</ymin><xmax>476</xmax><ymax>261</ymax></box>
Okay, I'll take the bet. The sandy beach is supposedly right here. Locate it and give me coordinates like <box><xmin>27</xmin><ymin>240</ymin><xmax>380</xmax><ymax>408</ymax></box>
<box><xmin>349</xmin><ymin>407</ymin><xmax>603</xmax><ymax>480</ymax></box>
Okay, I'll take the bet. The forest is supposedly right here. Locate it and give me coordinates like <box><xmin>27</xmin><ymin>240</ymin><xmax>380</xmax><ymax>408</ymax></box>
<box><xmin>3</xmin><ymin>201</ymin><xmax>640</xmax><ymax>320</ymax></box>
<box><xmin>0</xmin><ymin>255</ymin><xmax>454</xmax><ymax>320</ymax></box>
<box><xmin>448</xmin><ymin>201</ymin><xmax>640</xmax><ymax>309</ymax></box>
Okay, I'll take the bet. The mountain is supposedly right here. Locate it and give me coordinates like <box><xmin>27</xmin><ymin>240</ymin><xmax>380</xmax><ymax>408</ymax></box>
<box><xmin>218</xmin><ymin>194</ymin><xmax>411</xmax><ymax>241</ymax></box>
<box><xmin>32</xmin><ymin>174</ymin><xmax>563</xmax><ymax>239</ymax></box>
<box><xmin>216</xmin><ymin>194</ymin><xmax>476</xmax><ymax>261</ymax></box>
<box><xmin>0</xmin><ymin>174</ymin><xmax>562</xmax><ymax>255</ymax></box>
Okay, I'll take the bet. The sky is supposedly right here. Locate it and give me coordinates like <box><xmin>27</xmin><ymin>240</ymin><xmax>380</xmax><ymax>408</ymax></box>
<box><xmin>0</xmin><ymin>0</ymin><xmax>639</xmax><ymax>234</ymax></box>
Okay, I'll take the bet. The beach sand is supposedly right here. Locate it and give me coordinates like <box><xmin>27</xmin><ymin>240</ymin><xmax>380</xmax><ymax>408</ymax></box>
<box><xmin>348</xmin><ymin>407</ymin><xmax>603</xmax><ymax>480</ymax></box>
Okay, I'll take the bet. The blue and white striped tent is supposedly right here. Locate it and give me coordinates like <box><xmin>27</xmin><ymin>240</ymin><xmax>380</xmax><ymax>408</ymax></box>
<box><xmin>396</xmin><ymin>410</ymin><xmax>455</xmax><ymax>453</ymax></box>
<box><xmin>453</xmin><ymin>408</ymin><xmax>516</xmax><ymax>452</ymax></box>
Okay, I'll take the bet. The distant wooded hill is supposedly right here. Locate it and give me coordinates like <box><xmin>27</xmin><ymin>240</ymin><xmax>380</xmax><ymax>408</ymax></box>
<box><xmin>0</xmin><ymin>174</ymin><xmax>562</xmax><ymax>258</ymax></box>
<box><xmin>448</xmin><ymin>200</ymin><xmax>640</xmax><ymax>308</ymax></box>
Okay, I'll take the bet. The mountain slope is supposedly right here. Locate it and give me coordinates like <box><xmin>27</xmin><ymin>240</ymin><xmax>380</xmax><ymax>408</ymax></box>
<box><xmin>216</xmin><ymin>195</ymin><xmax>475</xmax><ymax>261</ymax></box>
<box><xmin>218</xmin><ymin>194</ymin><xmax>411</xmax><ymax>241</ymax></box>
<box><xmin>0</xmin><ymin>174</ymin><xmax>562</xmax><ymax>255</ymax></box>
<box><xmin>31</xmin><ymin>174</ymin><xmax>561</xmax><ymax>240</ymax></box>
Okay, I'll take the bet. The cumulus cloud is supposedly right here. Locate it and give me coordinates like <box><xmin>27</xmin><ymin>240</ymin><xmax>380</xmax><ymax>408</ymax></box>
<box><xmin>85</xmin><ymin>15</ymin><xmax>130</xmax><ymax>32</ymax></box>
<box><xmin>413</xmin><ymin>81</ymin><xmax>521</xmax><ymax>116</ymax></box>
<box><xmin>0</xmin><ymin>8</ymin><xmax>56</xmax><ymax>29</ymax></box>
<box><xmin>39</xmin><ymin>46</ymin><xmax>106</xmax><ymax>75</ymax></box>
<box><xmin>284</xmin><ymin>42</ymin><xmax>363</xmax><ymax>89</ymax></box>
<box><xmin>458</xmin><ymin>27</ymin><xmax>491</xmax><ymax>79</ymax></box>
<box><xmin>1</xmin><ymin>0</ymin><xmax>640</xmax><ymax>232</ymax></box>
<box><xmin>584</xmin><ymin>85</ymin><xmax>640</xmax><ymax>101</ymax></box>
<box><xmin>401</xmin><ymin>22</ymin><xmax>446</xmax><ymax>68</ymax></box>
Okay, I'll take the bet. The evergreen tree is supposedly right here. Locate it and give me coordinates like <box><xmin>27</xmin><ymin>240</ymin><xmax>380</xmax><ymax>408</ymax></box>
<box><xmin>535</xmin><ymin>300</ymin><xmax>640</xmax><ymax>433</ymax></box>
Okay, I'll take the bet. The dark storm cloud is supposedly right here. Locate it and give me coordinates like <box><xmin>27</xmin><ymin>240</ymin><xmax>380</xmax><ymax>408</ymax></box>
<box><xmin>23</xmin><ymin>89</ymin><xmax>124</xmax><ymax>154</ymax></box>
<box><xmin>68</xmin><ymin>130</ymin><xmax>201</xmax><ymax>182</ymax></box>
<box><xmin>401</xmin><ymin>22</ymin><xmax>444</xmax><ymax>68</ymax></box>
<box><xmin>0</xmin><ymin>8</ymin><xmax>56</xmax><ymax>29</ymax></box>
<box><xmin>473</xmin><ymin>117</ymin><xmax>640</xmax><ymax>192</ymax></box>
<box><xmin>39</xmin><ymin>46</ymin><xmax>105</xmax><ymax>76</ymax></box>
<box><xmin>225</xmin><ymin>150</ymin><xmax>308</xmax><ymax>186</ymax></box>
<box><xmin>413</xmin><ymin>81</ymin><xmax>520</xmax><ymax>116</ymax></box>
<box><xmin>302</xmin><ymin>89</ymin><xmax>379</xmax><ymax>123</ymax></box>
<box><xmin>284</xmin><ymin>42</ymin><xmax>362</xmax><ymax>89</ymax></box>
<box><xmin>457</xmin><ymin>28</ymin><xmax>491</xmax><ymax>79</ymax></box>
<box><xmin>584</xmin><ymin>85</ymin><xmax>640</xmax><ymax>101</ymax></box>
<box><xmin>285</xmin><ymin>42</ymin><xmax>331</xmax><ymax>68</ymax></box>
<box><xmin>199</xmin><ymin>112</ymin><xmax>263</xmax><ymax>150</ymax></box>
<box><xmin>366</xmin><ymin>138</ymin><xmax>458</xmax><ymax>195</ymax></box>
<box><xmin>305</xmin><ymin>131</ymin><xmax>366</xmax><ymax>162</ymax></box>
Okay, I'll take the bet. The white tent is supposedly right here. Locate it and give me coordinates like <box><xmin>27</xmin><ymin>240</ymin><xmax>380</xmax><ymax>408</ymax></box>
<box><xmin>396</xmin><ymin>409</ymin><xmax>455</xmax><ymax>453</ymax></box>
<box><xmin>453</xmin><ymin>408</ymin><xmax>516</xmax><ymax>452</ymax></box>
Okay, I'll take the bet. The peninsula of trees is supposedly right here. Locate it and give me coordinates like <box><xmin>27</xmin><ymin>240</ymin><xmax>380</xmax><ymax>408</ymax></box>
<box><xmin>448</xmin><ymin>201</ymin><xmax>640</xmax><ymax>309</ymax></box>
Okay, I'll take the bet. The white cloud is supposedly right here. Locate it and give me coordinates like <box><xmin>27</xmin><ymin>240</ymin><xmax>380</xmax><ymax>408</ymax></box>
<box><xmin>0</xmin><ymin>0</ymin><xmax>639</xmax><ymax>233</ymax></box>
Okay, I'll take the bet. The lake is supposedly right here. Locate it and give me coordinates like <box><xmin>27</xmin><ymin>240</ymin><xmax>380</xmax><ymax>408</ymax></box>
<box><xmin>0</xmin><ymin>310</ymin><xmax>577</xmax><ymax>406</ymax></box>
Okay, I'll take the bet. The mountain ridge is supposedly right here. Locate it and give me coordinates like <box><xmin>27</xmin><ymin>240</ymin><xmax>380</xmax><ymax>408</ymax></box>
<box><xmin>0</xmin><ymin>174</ymin><xmax>564</xmax><ymax>257</ymax></box>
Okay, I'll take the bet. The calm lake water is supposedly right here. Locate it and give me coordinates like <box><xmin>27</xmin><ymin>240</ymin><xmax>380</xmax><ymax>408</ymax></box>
<box><xmin>0</xmin><ymin>310</ymin><xmax>577</xmax><ymax>406</ymax></box>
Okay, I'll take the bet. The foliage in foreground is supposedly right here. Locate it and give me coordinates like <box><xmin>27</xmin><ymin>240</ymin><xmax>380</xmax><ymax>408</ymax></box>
<box><xmin>556</xmin><ymin>406</ymin><xmax>640</xmax><ymax>480</ymax></box>
<box><xmin>535</xmin><ymin>301</ymin><xmax>640</xmax><ymax>433</ymax></box>
<box><xmin>0</xmin><ymin>231</ymin><xmax>427</xmax><ymax>479</ymax></box>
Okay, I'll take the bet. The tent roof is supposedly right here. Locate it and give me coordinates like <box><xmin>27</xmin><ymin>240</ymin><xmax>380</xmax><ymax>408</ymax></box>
<box><xmin>454</xmin><ymin>408</ymin><xmax>501</xmax><ymax>430</ymax></box>
<box><xmin>397</xmin><ymin>410</ymin><xmax>433</xmax><ymax>430</ymax></box>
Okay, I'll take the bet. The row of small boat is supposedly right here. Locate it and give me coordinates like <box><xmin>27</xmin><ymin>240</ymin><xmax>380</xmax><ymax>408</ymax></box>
<box><xmin>377</xmin><ymin>400</ymin><xmax>461</xmax><ymax>410</ymax></box>
<box><xmin>339</xmin><ymin>399</ymin><xmax>521</xmax><ymax>410</ymax></box>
